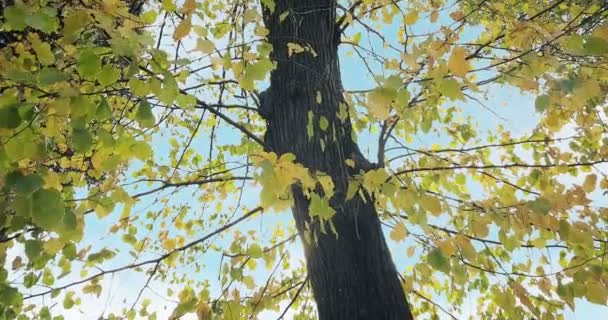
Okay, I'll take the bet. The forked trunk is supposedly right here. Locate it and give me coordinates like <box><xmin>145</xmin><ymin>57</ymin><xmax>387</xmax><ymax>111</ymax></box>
<box><xmin>260</xmin><ymin>1</ymin><xmax>414</xmax><ymax>319</ymax></box>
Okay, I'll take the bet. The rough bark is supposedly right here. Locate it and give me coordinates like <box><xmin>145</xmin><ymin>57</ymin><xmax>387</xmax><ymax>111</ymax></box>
<box><xmin>260</xmin><ymin>1</ymin><xmax>414</xmax><ymax>319</ymax></box>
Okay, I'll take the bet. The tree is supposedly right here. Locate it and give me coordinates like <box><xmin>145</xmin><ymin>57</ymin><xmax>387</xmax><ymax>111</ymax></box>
<box><xmin>1</xmin><ymin>0</ymin><xmax>608</xmax><ymax>319</ymax></box>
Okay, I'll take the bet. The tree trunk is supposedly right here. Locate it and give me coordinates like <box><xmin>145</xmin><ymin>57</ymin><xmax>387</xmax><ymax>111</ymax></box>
<box><xmin>260</xmin><ymin>1</ymin><xmax>414</xmax><ymax>319</ymax></box>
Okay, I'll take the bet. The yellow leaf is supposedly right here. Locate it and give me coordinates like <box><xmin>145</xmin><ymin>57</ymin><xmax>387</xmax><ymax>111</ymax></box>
<box><xmin>345</xmin><ymin>159</ymin><xmax>355</xmax><ymax>168</ymax></box>
<box><xmin>586</xmin><ymin>282</ymin><xmax>608</xmax><ymax>305</ymax></box>
<box><xmin>182</xmin><ymin>0</ymin><xmax>196</xmax><ymax>14</ymax></box>
<box><xmin>430</xmin><ymin>10</ymin><xmax>439</xmax><ymax>23</ymax></box>
<box><xmin>455</xmin><ymin>235</ymin><xmax>476</xmax><ymax>260</ymax></box>
<box><xmin>583</xmin><ymin>174</ymin><xmax>597</xmax><ymax>193</ymax></box>
<box><xmin>44</xmin><ymin>171</ymin><xmax>62</xmax><ymax>191</ymax></box>
<box><xmin>255</xmin><ymin>25</ymin><xmax>269</xmax><ymax>37</ymax></box>
<box><xmin>390</xmin><ymin>222</ymin><xmax>408</xmax><ymax>241</ymax></box>
<box><xmin>438</xmin><ymin>240</ymin><xmax>457</xmax><ymax>256</ymax></box>
<box><xmin>517</xmin><ymin>79</ymin><xmax>538</xmax><ymax>91</ymax></box>
<box><xmin>173</xmin><ymin>17</ymin><xmax>192</xmax><ymax>40</ymax></box>
<box><xmin>404</xmin><ymin>10</ymin><xmax>419</xmax><ymax>25</ymax></box>
<box><xmin>287</xmin><ymin>42</ymin><xmax>305</xmax><ymax>57</ymax></box>
<box><xmin>367</xmin><ymin>87</ymin><xmax>396</xmax><ymax>119</ymax></box>
<box><xmin>448</xmin><ymin>47</ymin><xmax>471</xmax><ymax>77</ymax></box>
<box><xmin>407</xmin><ymin>246</ymin><xmax>415</xmax><ymax>257</ymax></box>
<box><xmin>195</xmin><ymin>38</ymin><xmax>215</xmax><ymax>54</ymax></box>
<box><xmin>162</xmin><ymin>238</ymin><xmax>176</xmax><ymax>250</ymax></box>
<box><xmin>471</xmin><ymin>218</ymin><xmax>489</xmax><ymax>237</ymax></box>
<box><xmin>420</xmin><ymin>195</ymin><xmax>442</xmax><ymax>216</ymax></box>
<box><xmin>510</xmin><ymin>282</ymin><xmax>534</xmax><ymax>311</ymax></box>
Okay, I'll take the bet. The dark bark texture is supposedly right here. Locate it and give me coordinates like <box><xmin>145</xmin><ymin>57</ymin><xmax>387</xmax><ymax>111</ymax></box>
<box><xmin>260</xmin><ymin>1</ymin><xmax>414</xmax><ymax>319</ymax></box>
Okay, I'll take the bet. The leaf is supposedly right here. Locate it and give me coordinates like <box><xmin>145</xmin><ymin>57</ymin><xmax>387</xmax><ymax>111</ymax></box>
<box><xmin>24</xmin><ymin>240</ymin><xmax>43</xmax><ymax>261</ymax></box>
<box><xmin>32</xmin><ymin>188</ymin><xmax>65</xmax><ymax>230</ymax></box>
<box><xmin>527</xmin><ymin>197</ymin><xmax>551</xmax><ymax>214</ymax></box>
<box><xmin>131</xmin><ymin>141</ymin><xmax>153</xmax><ymax>160</ymax></box>
<box><xmin>6</xmin><ymin>172</ymin><xmax>43</xmax><ymax>195</ymax></box>
<box><xmin>450</xmin><ymin>11</ymin><xmax>465</xmax><ymax>21</ymax></box>
<box><xmin>583</xmin><ymin>174</ymin><xmax>597</xmax><ymax>193</ymax></box>
<box><xmin>25</xmin><ymin>7</ymin><xmax>59</xmax><ymax>33</ymax></box>
<box><xmin>309</xmin><ymin>193</ymin><xmax>336</xmax><ymax>220</ymax></box>
<box><xmin>584</xmin><ymin>37</ymin><xmax>608</xmax><ymax>55</ymax></box>
<box><xmin>586</xmin><ymin>282</ymin><xmax>608</xmax><ymax>305</ymax></box>
<box><xmin>307</xmin><ymin>111</ymin><xmax>314</xmax><ymax>139</ymax></box>
<box><xmin>261</xmin><ymin>0</ymin><xmax>275</xmax><ymax>12</ymax></box>
<box><xmin>97</xmin><ymin>65</ymin><xmax>120</xmax><ymax>87</ymax></box>
<box><xmin>367</xmin><ymin>87</ymin><xmax>396</xmax><ymax>119</ymax></box>
<box><xmin>96</xmin><ymin>98</ymin><xmax>112</xmax><ymax>120</ymax></box>
<box><xmin>404</xmin><ymin>10</ymin><xmax>419</xmax><ymax>25</ymax></box>
<box><xmin>182</xmin><ymin>0</ymin><xmax>197</xmax><ymax>14</ymax></box>
<box><xmin>363</xmin><ymin>169</ymin><xmax>389</xmax><ymax>191</ymax></box>
<box><xmin>428</xmin><ymin>248</ymin><xmax>449</xmax><ymax>273</ymax></box>
<box><xmin>37</xmin><ymin>68</ymin><xmax>68</xmax><ymax>85</ymax></box>
<box><xmin>136</xmin><ymin>100</ymin><xmax>156</xmax><ymax>128</ymax></box>
<box><xmin>195</xmin><ymin>38</ymin><xmax>215</xmax><ymax>54</ymax></box>
<box><xmin>319</xmin><ymin>116</ymin><xmax>329</xmax><ymax>131</ymax></box>
<box><xmin>0</xmin><ymin>106</ymin><xmax>22</xmax><ymax>129</ymax></box>
<box><xmin>72</xmin><ymin>128</ymin><xmax>93</xmax><ymax>153</ymax></box>
<box><xmin>420</xmin><ymin>195</ymin><xmax>442</xmax><ymax>216</ymax></box>
<box><xmin>247</xmin><ymin>244</ymin><xmax>263</xmax><ymax>258</ymax></box>
<box><xmin>4</xmin><ymin>6</ymin><xmax>27</xmax><ymax>30</ymax></box>
<box><xmin>196</xmin><ymin>300</ymin><xmax>212</xmax><ymax>320</ymax></box>
<box><xmin>535</xmin><ymin>95</ymin><xmax>550</xmax><ymax>112</ymax></box>
<box><xmin>174</xmin><ymin>16</ymin><xmax>192</xmax><ymax>40</ymax></box>
<box><xmin>78</xmin><ymin>49</ymin><xmax>101</xmax><ymax>78</ymax></box>
<box><xmin>30</xmin><ymin>34</ymin><xmax>55</xmax><ymax>65</ymax></box>
<box><xmin>390</xmin><ymin>222</ymin><xmax>407</xmax><ymax>242</ymax></box>
<box><xmin>448</xmin><ymin>47</ymin><xmax>471</xmax><ymax>77</ymax></box>
<box><xmin>438</xmin><ymin>79</ymin><xmax>464</xmax><ymax>100</ymax></box>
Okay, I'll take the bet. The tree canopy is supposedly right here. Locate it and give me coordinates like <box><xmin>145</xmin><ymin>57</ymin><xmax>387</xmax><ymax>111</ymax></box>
<box><xmin>1</xmin><ymin>0</ymin><xmax>608</xmax><ymax>319</ymax></box>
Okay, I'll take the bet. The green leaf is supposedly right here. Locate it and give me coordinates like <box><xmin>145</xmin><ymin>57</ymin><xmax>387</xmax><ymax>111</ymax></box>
<box><xmin>584</xmin><ymin>37</ymin><xmax>608</xmax><ymax>55</ymax></box>
<box><xmin>12</xmin><ymin>195</ymin><xmax>33</xmax><ymax>217</ymax></box>
<box><xmin>438</xmin><ymin>79</ymin><xmax>464</xmax><ymax>101</ymax></box>
<box><xmin>135</xmin><ymin>100</ymin><xmax>156</xmax><ymax>128</ymax></box>
<box><xmin>42</xmin><ymin>268</ymin><xmax>55</xmax><ymax>286</ymax></box>
<box><xmin>78</xmin><ymin>49</ymin><xmax>101</xmax><ymax>78</ymax></box>
<box><xmin>4</xmin><ymin>6</ymin><xmax>27</xmax><ymax>30</ymax></box>
<box><xmin>247</xmin><ymin>244</ymin><xmax>264</xmax><ymax>258</ymax></box>
<box><xmin>319</xmin><ymin>116</ymin><xmax>329</xmax><ymax>131</ymax></box>
<box><xmin>307</xmin><ymin>111</ymin><xmax>314</xmax><ymax>139</ymax></box>
<box><xmin>0</xmin><ymin>106</ymin><xmax>22</xmax><ymax>129</ymax></box>
<box><xmin>527</xmin><ymin>197</ymin><xmax>551</xmax><ymax>214</ymax></box>
<box><xmin>535</xmin><ymin>95</ymin><xmax>550</xmax><ymax>112</ymax></box>
<box><xmin>261</xmin><ymin>0</ymin><xmax>276</xmax><ymax>12</ymax></box>
<box><xmin>130</xmin><ymin>141</ymin><xmax>153</xmax><ymax>160</ymax></box>
<box><xmin>96</xmin><ymin>98</ymin><xmax>112</xmax><ymax>120</ymax></box>
<box><xmin>62</xmin><ymin>243</ymin><xmax>77</xmax><ymax>260</ymax></box>
<box><xmin>25</xmin><ymin>7</ymin><xmax>59</xmax><ymax>33</ymax></box>
<box><xmin>308</xmin><ymin>193</ymin><xmax>336</xmax><ymax>220</ymax></box>
<box><xmin>6</xmin><ymin>172</ymin><xmax>43</xmax><ymax>195</ymax></box>
<box><xmin>72</xmin><ymin>128</ymin><xmax>93</xmax><ymax>153</ymax></box>
<box><xmin>37</xmin><ymin>68</ymin><xmax>68</xmax><ymax>86</ymax></box>
<box><xmin>97</xmin><ymin>65</ymin><xmax>120</xmax><ymax>87</ymax></box>
<box><xmin>23</xmin><ymin>273</ymin><xmax>38</xmax><ymax>288</ymax></box>
<box><xmin>32</xmin><ymin>188</ymin><xmax>65</xmax><ymax>230</ymax></box>
<box><xmin>428</xmin><ymin>248</ymin><xmax>450</xmax><ymax>273</ymax></box>
<box><xmin>24</xmin><ymin>240</ymin><xmax>43</xmax><ymax>261</ymax></box>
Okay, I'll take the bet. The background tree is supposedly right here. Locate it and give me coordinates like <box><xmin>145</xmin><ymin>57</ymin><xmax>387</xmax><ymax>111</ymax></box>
<box><xmin>1</xmin><ymin>0</ymin><xmax>608</xmax><ymax>319</ymax></box>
